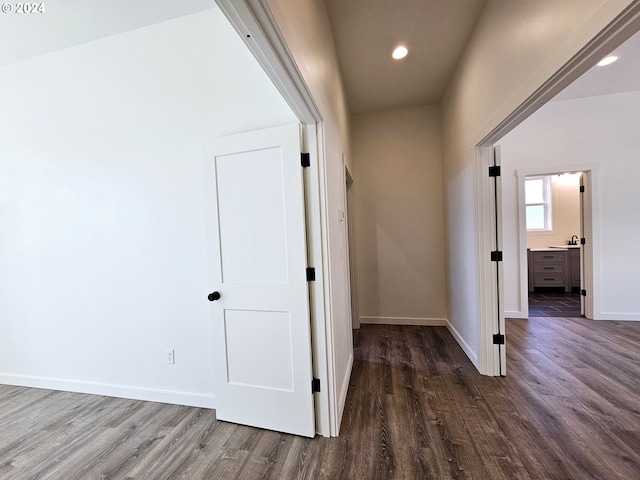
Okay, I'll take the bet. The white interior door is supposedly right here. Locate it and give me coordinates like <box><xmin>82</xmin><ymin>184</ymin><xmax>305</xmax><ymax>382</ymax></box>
<box><xmin>205</xmin><ymin>124</ymin><xmax>315</xmax><ymax>437</ymax></box>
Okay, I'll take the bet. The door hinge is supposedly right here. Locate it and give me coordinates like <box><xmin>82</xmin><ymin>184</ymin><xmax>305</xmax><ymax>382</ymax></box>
<box><xmin>493</xmin><ymin>334</ymin><xmax>505</xmax><ymax>345</ymax></box>
<box><xmin>491</xmin><ymin>251</ymin><xmax>503</xmax><ymax>262</ymax></box>
<box><xmin>306</xmin><ymin>267</ymin><xmax>316</xmax><ymax>282</ymax></box>
<box><xmin>311</xmin><ymin>378</ymin><xmax>321</xmax><ymax>393</ymax></box>
<box><xmin>581</xmin><ymin>237</ymin><xmax>586</xmax><ymax>245</ymax></box>
<box><xmin>301</xmin><ymin>152</ymin><xmax>310</xmax><ymax>168</ymax></box>
<box><xmin>488</xmin><ymin>165</ymin><xmax>501</xmax><ymax>177</ymax></box>
<box><xmin>581</xmin><ymin>289</ymin><xmax>587</xmax><ymax>297</ymax></box>
<box><xmin>580</xmin><ymin>185</ymin><xmax>585</xmax><ymax>193</ymax></box>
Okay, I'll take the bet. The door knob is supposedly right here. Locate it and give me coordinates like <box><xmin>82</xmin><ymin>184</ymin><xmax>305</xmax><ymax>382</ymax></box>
<box><xmin>208</xmin><ymin>291</ymin><xmax>221</xmax><ymax>301</ymax></box>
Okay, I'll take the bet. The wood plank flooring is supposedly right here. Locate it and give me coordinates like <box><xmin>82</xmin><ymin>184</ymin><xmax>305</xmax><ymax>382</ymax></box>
<box><xmin>1</xmin><ymin>317</ymin><xmax>639</xmax><ymax>479</ymax></box>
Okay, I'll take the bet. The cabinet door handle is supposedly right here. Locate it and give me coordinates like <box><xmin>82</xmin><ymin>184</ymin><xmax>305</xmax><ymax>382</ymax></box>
<box><xmin>543</xmin><ymin>267</ymin><xmax>554</xmax><ymax>270</ymax></box>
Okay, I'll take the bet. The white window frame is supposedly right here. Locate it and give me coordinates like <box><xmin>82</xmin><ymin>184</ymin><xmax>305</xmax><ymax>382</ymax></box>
<box><xmin>525</xmin><ymin>175</ymin><xmax>552</xmax><ymax>231</ymax></box>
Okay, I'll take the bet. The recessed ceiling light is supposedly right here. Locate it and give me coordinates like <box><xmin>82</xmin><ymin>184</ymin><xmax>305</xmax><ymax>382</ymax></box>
<box><xmin>597</xmin><ymin>55</ymin><xmax>619</xmax><ymax>67</ymax></box>
<box><xmin>392</xmin><ymin>46</ymin><xmax>408</xmax><ymax>60</ymax></box>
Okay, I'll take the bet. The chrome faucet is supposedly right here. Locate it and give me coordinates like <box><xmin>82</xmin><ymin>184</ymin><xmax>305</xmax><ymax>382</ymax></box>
<box><xmin>570</xmin><ymin>235</ymin><xmax>579</xmax><ymax>245</ymax></box>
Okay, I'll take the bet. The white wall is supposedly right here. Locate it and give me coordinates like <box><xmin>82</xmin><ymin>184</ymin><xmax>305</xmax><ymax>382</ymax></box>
<box><xmin>0</xmin><ymin>9</ymin><xmax>298</xmax><ymax>405</ymax></box>
<box><xmin>265</xmin><ymin>0</ymin><xmax>354</xmax><ymax>432</ymax></box>
<box><xmin>499</xmin><ymin>92</ymin><xmax>640</xmax><ymax>320</ymax></box>
<box><xmin>440</xmin><ymin>0</ymin><xmax>634</xmax><ymax>372</ymax></box>
<box><xmin>0</xmin><ymin>0</ymin><xmax>213</xmax><ymax>66</ymax></box>
<box><xmin>351</xmin><ymin>105</ymin><xmax>447</xmax><ymax>325</ymax></box>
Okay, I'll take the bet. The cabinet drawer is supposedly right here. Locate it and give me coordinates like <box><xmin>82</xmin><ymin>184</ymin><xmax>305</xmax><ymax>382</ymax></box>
<box><xmin>534</xmin><ymin>263</ymin><xmax>564</xmax><ymax>273</ymax></box>
<box><xmin>532</xmin><ymin>251</ymin><xmax>565</xmax><ymax>263</ymax></box>
<box><xmin>534</xmin><ymin>274</ymin><xmax>564</xmax><ymax>285</ymax></box>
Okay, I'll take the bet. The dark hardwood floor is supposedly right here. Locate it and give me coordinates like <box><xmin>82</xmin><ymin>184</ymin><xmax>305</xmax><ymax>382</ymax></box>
<box><xmin>2</xmin><ymin>317</ymin><xmax>640</xmax><ymax>479</ymax></box>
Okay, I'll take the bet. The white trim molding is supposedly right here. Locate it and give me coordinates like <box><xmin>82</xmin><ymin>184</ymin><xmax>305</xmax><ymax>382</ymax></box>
<box><xmin>360</xmin><ymin>316</ymin><xmax>448</xmax><ymax>326</ymax></box>
<box><xmin>215</xmin><ymin>0</ymin><xmax>321</xmax><ymax>124</ymax></box>
<box><xmin>336</xmin><ymin>351</ymin><xmax>354</xmax><ymax>433</ymax></box>
<box><xmin>475</xmin><ymin>145</ymin><xmax>502</xmax><ymax>376</ymax></box>
<box><xmin>446</xmin><ymin>321</ymin><xmax>478</xmax><ymax>367</ymax></box>
<box><xmin>0</xmin><ymin>374</ymin><xmax>217</xmax><ymax>409</ymax></box>
<box><xmin>597</xmin><ymin>313</ymin><xmax>640</xmax><ymax>321</ymax></box>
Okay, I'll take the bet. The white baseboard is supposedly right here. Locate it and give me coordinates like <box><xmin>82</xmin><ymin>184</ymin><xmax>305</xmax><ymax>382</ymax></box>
<box><xmin>495</xmin><ymin>310</ymin><xmax>640</xmax><ymax>321</ymax></box>
<box><xmin>360</xmin><ymin>316</ymin><xmax>447</xmax><ymax>326</ymax></box>
<box><xmin>0</xmin><ymin>374</ymin><xmax>216</xmax><ymax>409</ymax></box>
<box><xmin>335</xmin><ymin>350</ymin><xmax>353</xmax><ymax>436</ymax></box>
<box><xmin>445</xmin><ymin>320</ymin><xmax>479</xmax><ymax>368</ymax></box>
<box><xmin>595</xmin><ymin>312</ymin><xmax>640</xmax><ymax>321</ymax></box>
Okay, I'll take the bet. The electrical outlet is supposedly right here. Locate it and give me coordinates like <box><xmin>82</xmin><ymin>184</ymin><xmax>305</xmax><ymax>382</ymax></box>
<box><xmin>165</xmin><ymin>349</ymin><xmax>175</xmax><ymax>364</ymax></box>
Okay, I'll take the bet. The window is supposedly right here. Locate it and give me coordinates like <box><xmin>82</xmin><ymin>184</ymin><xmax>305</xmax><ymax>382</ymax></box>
<box><xmin>525</xmin><ymin>176</ymin><xmax>552</xmax><ymax>231</ymax></box>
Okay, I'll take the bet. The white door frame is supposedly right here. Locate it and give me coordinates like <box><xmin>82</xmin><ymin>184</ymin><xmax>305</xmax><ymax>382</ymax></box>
<box><xmin>514</xmin><ymin>165</ymin><xmax>599</xmax><ymax>320</ymax></box>
<box><xmin>475</xmin><ymin>146</ymin><xmax>502</xmax><ymax>376</ymax></box>
<box><xmin>474</xmin><ymin>2</ymin><xmax>640</xmax><ymax>376</ymax></box>
<box><xmin>492</xmin><ymin>147</ymin><xmax>506</xmax><ymax>375</ymax></box>
<box><xmin>215</xmin><ymin>0</ymin><xmax>337</xmax><ymax>436</ymax></box>
<box><xmin>344</xmin><ymin>165</ymin><xmax>360</xmax><ymax>330</ymax></box>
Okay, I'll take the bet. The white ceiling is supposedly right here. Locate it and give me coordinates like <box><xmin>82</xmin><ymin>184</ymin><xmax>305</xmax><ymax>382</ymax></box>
<box><xmin>324</xmin><ymin>0</ymin><xmax>640</xmax><ymax>115</ymax></box>
<box><xmin>2</xmin><ymin>1</ymin><xmax>638</xmax><ymax>109</ymax></box>
<box><xmin>0</xmin><ymin>0</ymin><xmax>214</xmax><ymax>66</ymax></box>
<box><xmin>324</xmin><ymin>0</ymin><xmax>487</xmax><ymax>115</ymax></box>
